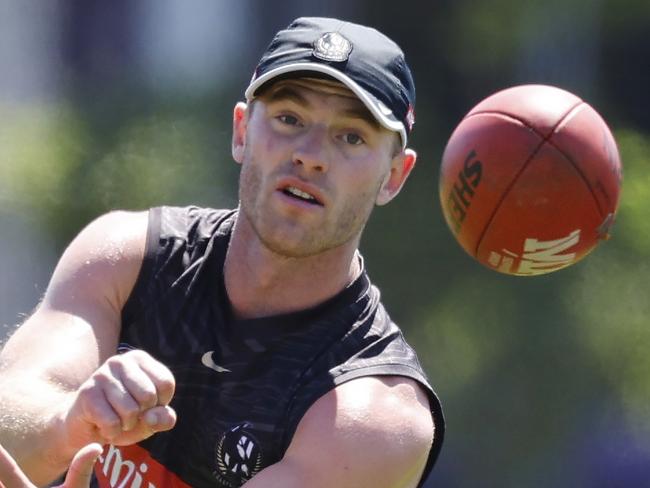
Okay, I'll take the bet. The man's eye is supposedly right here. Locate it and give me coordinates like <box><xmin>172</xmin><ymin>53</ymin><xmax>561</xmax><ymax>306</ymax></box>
<box><xmin>278</xmin><ymin>114</ymin><xmax>300</xmax><ymax>126</ymax></box>
<box><xmin>343</xmin><ymin>133</ymin><xmax>364</xmax><ymax>145</ymax></box>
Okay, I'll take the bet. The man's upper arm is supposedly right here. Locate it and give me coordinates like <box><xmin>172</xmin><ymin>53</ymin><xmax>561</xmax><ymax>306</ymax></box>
<box><xmin>0</xmin><ymin>210</ymin><xmax>148</xmax><ymax>387</ymax></box>
<box><xmin>243</xmin><ymin>375</ymin><xmax>435</xmax><ymax>488</ymax></box>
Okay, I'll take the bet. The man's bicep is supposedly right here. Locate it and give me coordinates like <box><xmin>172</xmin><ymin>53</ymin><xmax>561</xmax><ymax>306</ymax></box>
<box><xmin>0</xmin><ymin>210</ymin><xmax>148</xmax><ymax>387</ymax></box>
<box><xmin>243</xmin><ymin>376</ymin><xmax>434</xmax><ymax>488</ymax></box>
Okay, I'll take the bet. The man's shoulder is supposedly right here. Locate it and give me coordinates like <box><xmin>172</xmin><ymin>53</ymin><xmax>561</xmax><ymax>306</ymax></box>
<box><xmin>281</xmin><ymin>375</ymin><xmax>435</xmax><ymax>487</ymax></box>
<box><xmin>73</xmin><ymin>210</ymin><xmax>149</xmax><ymax>260</ymax></box>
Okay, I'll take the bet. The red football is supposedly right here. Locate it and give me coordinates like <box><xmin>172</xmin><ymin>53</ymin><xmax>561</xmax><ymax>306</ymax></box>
<box><xmin>439</xmin><ymin>84</ymin><xmax>622</xmax><ymax>276</ymax></box>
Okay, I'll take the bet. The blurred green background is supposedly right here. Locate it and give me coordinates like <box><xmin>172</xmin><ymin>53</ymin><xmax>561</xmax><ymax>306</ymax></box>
<box><xmin>1</xmin><ymin>1</ymin><xmax>649</xmax><ymax>486</ymax></box>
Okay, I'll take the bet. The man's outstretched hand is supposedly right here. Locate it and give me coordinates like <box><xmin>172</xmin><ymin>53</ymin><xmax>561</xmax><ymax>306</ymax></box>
<box><xmin>0</xmin><ymin>443</ymin><xmax>102</xmax><ymax>488</ymax></box>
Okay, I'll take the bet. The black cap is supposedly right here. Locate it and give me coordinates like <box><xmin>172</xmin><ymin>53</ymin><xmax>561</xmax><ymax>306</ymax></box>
<box><xmin>245</xmin><ymin>17</ymin><xmax>416</xmax><ymax>148</ymax></box>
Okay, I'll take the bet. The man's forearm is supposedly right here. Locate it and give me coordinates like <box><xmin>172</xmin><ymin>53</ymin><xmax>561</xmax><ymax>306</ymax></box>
<box><xmin>0</xmin><ymin>375</ymin><xmax>73</xmax><ymax>486</ymax></box>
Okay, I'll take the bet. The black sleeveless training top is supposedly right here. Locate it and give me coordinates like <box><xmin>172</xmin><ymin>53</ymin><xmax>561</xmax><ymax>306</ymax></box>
<box><xmin>92</xmin><ymin>206</ymin><xmax>444</xmax><ymax>488</ymax></box>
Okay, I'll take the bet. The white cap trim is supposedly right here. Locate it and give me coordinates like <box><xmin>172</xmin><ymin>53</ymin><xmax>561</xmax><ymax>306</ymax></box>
<box><xmin>245</xmin><ymin>62</ymin><xmax>407</xmax><ymax>148</ymax></box>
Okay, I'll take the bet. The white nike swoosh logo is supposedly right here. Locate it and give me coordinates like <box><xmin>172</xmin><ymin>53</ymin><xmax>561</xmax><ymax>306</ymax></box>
<box><xmin>201</xmin><ymin>351</ymin><xmax>231</xmax><ymax>373</ymax></box>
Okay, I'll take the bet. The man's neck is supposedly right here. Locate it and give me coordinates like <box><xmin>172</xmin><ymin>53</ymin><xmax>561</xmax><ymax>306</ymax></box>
<box><xmin>224</xmin><ymin>215</ymin><xmax>361</xmax><ymax>320</ymax></box>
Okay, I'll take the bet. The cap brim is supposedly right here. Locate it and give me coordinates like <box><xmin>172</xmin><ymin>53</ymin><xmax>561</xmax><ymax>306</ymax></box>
<box><xmin>245</xmin><ymin>63</ymin><xmax>407</xmax><ymax>148</ymax></box>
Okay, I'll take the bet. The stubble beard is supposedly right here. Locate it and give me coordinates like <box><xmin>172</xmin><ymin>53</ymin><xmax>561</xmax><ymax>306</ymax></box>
<box><xmin>238</xmin><ymin>157</ymin><xmax>379</xmax><ymax>259</ymax></box>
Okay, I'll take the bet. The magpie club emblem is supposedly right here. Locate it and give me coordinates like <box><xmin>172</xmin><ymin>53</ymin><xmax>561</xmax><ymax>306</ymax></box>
<box><xmin>214</xmin><ymin>423</ymin><xmax>263</xmax><ymax>487</ymax></box>
<box><xmin>313</xmin><ymin>32</ymin><xmax>352</xmax><ymax>62</ymax></box>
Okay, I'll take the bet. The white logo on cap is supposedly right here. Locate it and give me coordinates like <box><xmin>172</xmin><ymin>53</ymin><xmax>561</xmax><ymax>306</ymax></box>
<box><xmin>313</xmin><ymin>32</ymin><xmax>352</xmax><ymax>62</ymax></box>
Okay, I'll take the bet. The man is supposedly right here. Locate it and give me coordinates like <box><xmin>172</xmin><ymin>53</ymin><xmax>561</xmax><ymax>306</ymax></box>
<box><xmin>0</xmin><ymin>17</ymin><xmax>444</xmax><ymax>488</ymax></box>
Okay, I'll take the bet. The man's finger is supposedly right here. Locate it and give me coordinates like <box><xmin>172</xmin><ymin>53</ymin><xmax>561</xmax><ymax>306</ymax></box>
<box><xmin>78</xmin><ymin>386</ymin><xmax>123</xmax><ymax>441</ymax></box>
<box><xmin>117</xmin><ymin>364</ymin><xmax>160</xmax><ymax>412</ymax></box>
<box><xmin>101</xmin><ymin>377</ymin><xmax>142</xmax><ymax>432</ymax></box>
<box><xmin>0</xmin><ymin>443</ymin><xmax>34</xmax><ymax>488</ymax></box>
<box><xmin>142</xmin><ymin>405</ymin><xmax>177</xmax><ymax>433</ymax></box>
<box><xmin>112</xmin><ymin>350</ymin><xmax>175</xmax><ymax>406</ymax></box>
<box><xmin>62</xmin><ymin>444</ymin><xmax>103</xmax><ymax>488</ymax></box>
<box><xmin>137</xmin><ymin>360</ymin><xmax>176</xmax><ymax>406</ymax></box>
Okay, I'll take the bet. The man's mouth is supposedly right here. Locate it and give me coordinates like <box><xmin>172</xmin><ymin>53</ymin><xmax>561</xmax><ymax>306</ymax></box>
<box><xmin>281</xmin><ymin>186</ymin><xmax>323</xmax><ymax>206</ymax></box>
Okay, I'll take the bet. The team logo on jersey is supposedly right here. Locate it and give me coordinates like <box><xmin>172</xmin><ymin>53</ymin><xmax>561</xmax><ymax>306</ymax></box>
<box><xmin>201</xmin><ymin>351</ymin><xmax>231</xmax><ymax>373</ymax></box>
<box><xmin>313</xmin><ymin>32</ymin><xmax>352</xmax><ymax>62</ymax></box>
<box><xmin>96</xmin><ymin>444</ymin><xmax>192</xmax><ymax>488</ymax></box>
<box><xmin>213</xmin><ymin>423</ymin><xmax>263</xmax><ymax>487</ymax></box>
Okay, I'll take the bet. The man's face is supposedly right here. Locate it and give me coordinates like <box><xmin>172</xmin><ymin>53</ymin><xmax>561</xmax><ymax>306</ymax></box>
<box><xmin>234</xmin><ymin>78</ymin><xmax>402</xmax><ymax>258</ymax></box>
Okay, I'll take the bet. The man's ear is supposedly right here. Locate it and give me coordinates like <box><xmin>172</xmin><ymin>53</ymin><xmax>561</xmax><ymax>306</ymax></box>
<box><xmin>232</xmin><ymin>101</ymin><xmax>248</xmax><ymax>164</ymax></box>
<box><xmin>376</xmin><ymin>148</ymin><xmax>417</xmax><ymax>206</ymax></box>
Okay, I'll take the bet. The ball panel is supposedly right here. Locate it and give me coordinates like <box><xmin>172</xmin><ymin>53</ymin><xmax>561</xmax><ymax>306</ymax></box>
<box><xmin>549</xmin><ymin>103</ymin><xmax>622</xmax><ymax>222</ymax></box>
<box><xmin>468</xmin><ymin>85</ymin><xmax>582</xmax><ymax>138</ymax></box>
<box><xmin>439</xmin><ymin>113</ymin><xmax>545</xmax><ymax>257</ymax></box>
<box><xmin>476</xmin><ymin>141</ymin><xmax>603</xmax><ymax>275</ymax></box>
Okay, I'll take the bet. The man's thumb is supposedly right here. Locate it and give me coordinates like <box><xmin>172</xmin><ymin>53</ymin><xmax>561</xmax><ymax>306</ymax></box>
<box><xmin>62</xmin><ymin>444</ymin><xmax>103</xmax><ymax>488</ymax></box>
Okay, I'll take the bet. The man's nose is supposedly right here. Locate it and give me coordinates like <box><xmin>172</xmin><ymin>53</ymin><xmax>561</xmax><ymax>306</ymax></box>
<box><xmin>291</xmin><ymin>126</ymin><xmax>330</xmax><ymax>173</ymax></box>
